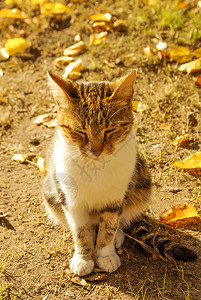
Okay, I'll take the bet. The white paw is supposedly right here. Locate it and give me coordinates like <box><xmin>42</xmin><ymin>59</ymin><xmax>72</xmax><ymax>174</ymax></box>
<box><xmin>70</xmin><ymin>254</ymin><xmax>94</xmax><ymax>276</ymax></box>
<box><xmin>96</xmin><ymin>254</ymin><xmax>121</xmax><ymax>273</ymax></box>
<box><xmin>115</xmin><ymin>230</ymin><xmax>125</xmax><ymax>248</ymax></box>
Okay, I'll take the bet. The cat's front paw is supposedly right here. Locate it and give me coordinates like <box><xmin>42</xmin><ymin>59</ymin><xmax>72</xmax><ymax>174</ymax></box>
<box><xmin>96</xmin><ymin>254</ymin><xmax>121</xmax><ymax>273</ymax></box>
<box><xmin>70</xmin><ymin>254</ymin><xmax>94</xmax><ymax>276</ymax></box>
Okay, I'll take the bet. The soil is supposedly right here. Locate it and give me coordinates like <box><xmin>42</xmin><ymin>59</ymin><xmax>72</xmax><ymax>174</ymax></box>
<box><xmin>0</xmin><ymin>1</ymin><xmax>201</xmax><ymax>299</ymax></box>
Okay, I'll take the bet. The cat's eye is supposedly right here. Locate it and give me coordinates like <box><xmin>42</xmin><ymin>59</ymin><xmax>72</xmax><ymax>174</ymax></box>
<box><xmin>76</xmin><ymin>130</ymin><xmax>88</xmax><ymax>140</ymax></box>
<box><xmin>104</xmin><ymin>128</ymin><xmax>116</xmax><ymax>140</ymax></box>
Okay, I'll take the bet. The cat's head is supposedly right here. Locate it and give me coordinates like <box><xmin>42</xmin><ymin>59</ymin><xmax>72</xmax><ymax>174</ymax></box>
<box><xmin>48</xmin><ymin>69</ymin><xmax>136</xmax><ymax>158</ymax></box>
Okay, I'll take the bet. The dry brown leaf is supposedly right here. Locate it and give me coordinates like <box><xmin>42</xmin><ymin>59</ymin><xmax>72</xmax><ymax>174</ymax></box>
<box><xmin>113</xmin><ymin>19</ymin><xmax>127</xmax><ymax>31</ymax></box>
<box><xmin>5</xmin><ymin>38</ymin><xmax>31</xmax><ymax>55</ymax></box>
<box><xmin>0</xmin><ymin>48</ymin><xmax>9</xmax><ymax>60</ymax></box>
<box><xmin>64</xmin><ymin>41</ymin><xmax>85</xmax><ymax>56</ymax></box>
<box><xmin>36</xmin><ymin>156</ymin><xmax>46</xmax><ymax>173</ymax></box>
<box><xmin>41</xmin><ymin>2</ymin><xmax>71</xmax><ymax>15</ymax></box>
<box><xmin>54</xmin><ymin>56</ymin><xmax>74</xmax><ymax>66</ymax></box>
<box><xmin>89</xmin><ymin>13</ymin><xmax>112</xmax><ymax>22</ymax></box>
<box><xmin>0</xmin><ymin>212</ymin><xmax>8</xmax><ymax>219</ymax></box>
<box><xmin>170</xmin><ymin>46</ymin><xmax>192</xmax><ymax>63</ymax></box>
<box><xmin>172</xmin><ymin>131</ymin><xmax>189</xmax><ymax>148</ymax></box>
<box><xmin>158</xmin><ymin>50</ymin><xmax>171</xmax><ymax>61</ymax></box>
<box><xmin>62</xmin><ymin>58</ymin><xmax>82</xmax><ymax>79</ymax></box>
<box><xmin>193</xmin><ymin>48</ymin><xmax>201</xmax><ymax>58</ymax></box>
<box><xmin>89</xmin><ymin>32</ymin><xmax>108</xmax><ymax>45</ymax></box>
<box><xmin>142</xmin><ymin>46</ymin><xmax>153</xmax><ymax>56</ymax></box>
<box><xmin>90</xmin><ymin>21</ymin><xmax>111</xmax><ymax>32</ymax></box>
<box><xmin>11</xmin><ymin>154</ymin><xmax>29</xmax><ymax>163</ymax></box>
<box><xmin>0</xmin><ymin>67</ymin><xmax>3</xmax><ymax>76</ymax></box>
<box><xmin>179</xmin><ymin>58</ymin><xmax>201</xmax><ymax>73</ymax></box>
<box><xmin>63</xmin><ymin>266</ymin><xmax>92</xmax><ymax>290</ymax></box>
<box><xmin>160</xmin><ymin>204</ymin><xmax>198</xmax><ymax>224</ymax></box>
<box><xmin>173</xmin><ymin>152</ymin><xmax>201</xmax><ymax>169</ymax></box>
<box><xmin>33</xmin><ymin>113</ymin><xmax>55</xmax><ymax>126</ymax></box>
<box><xmin>132</xmin><ymin>101</ymin><xmax>149</xmax><ymax>112</ymax></box>
<box><xmin>85</xmin><ymin>273</ymin><xmax>107</xmax><ymax>282</ymax></box>
<box><xmin>195</xmin><ymin>75</ymin><xmax>201</xmax><ymax>87</ymax></box>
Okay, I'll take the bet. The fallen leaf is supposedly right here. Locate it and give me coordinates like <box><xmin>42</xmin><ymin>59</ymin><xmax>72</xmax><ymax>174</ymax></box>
<box><xmin>89</xmin><ymin>32</ymin><xmax>108</xmax><ymax>45</ymax></box>
<box><xmin>36</xmin><ymin>156</ymin><xmax>46</xmax><ymax>173</ymax></box>
<box><xmin>178</xmin><ymin>1</ymin><xmax>187</xmax><ymax>9</ymax></box>
<box><xmin>5</xmin><ymin>38</ymin><xmax>31</xmax><ymax>55</ymax></box>
<box><xmin>172</xmin><ymin>131</ymin><xmax>189</xmax><ymax>147</ymax></box>
<box><xmin>142</xmin><ymin>46</ymin><xmax>153</xmax><ymax>56</ymax></box>
<box><xmin>112</xmin><ymin>19</ymin><xmax>127</xmax><ymax>31</ymax></box>
<box><xmin>30</xmin><ymin>0</ymin><xmax>46</xmax><ymax>5</ymax></box>
<box><xmin>12</xmin><ymin>154</ymin><xmax>46</xmax><ymax>173</ymax></box>
<box><xmin>64</xmin><ymin>41</ymin><xmax>85</xmax><ymax>56</ymax></box>
<box><xmin>89</xmin><ymin>13</ymin><xmax>112</xmax><ymax>22</ymax></box>
<box><xmin>160</xmin><ymin>204</ymin><xmax>198</xmax><ymax>224</ymax></box>
<box><xmin>173</xmin><ymin>152</ymin><xmax>201</xmax><ymax>170</ymax></box>
<box><xmin>85</xmin><ymin>274</ymin><xmax>107</xmax><ymax>282</ymax></box>
<box><xmin>170</xmin><ymin>46</ymin><xmax>192</xmax><ymax>63</ymax></box>
<box><xmin>62</xmin><ymin>58</ymin><xmax>82</xmax><ymax>79</ymax></box>
<box><xmin>0</xmin><ymin>8</ymin><xmax>23</xmax><ymax>19</ymax></box>
<box><xmin>193</xmin><ymin>48</ymin><xmax>201</xmax><ymax>58</ymax></box>
<box><xmin>158</xmin><ymin>50</ymin><xmax>171</xmax><ymax>61</ymax></box>
<box><xmin>54</xmin><ymin>56</ymin><xmax>74</xmax><ymax>66</ymax></box>
<box><xmin>90</xmin><ymin>21</ymin><xmax>111</xmax><ymax>32</ymax></box>
<box><xmin>33</xmin><ymin>113</ymin><xmax>55</xmax><ymax>125</ymax></box>
<box><xmin>41</xmin><ymin>2</ymin><xmax>71</xmax><ymax>15</ymax></box>
<box><xmin>0</xmin><ymin>212</ymin><xmax>8</xmax><ymax>219</ymax></box>
<box><xmin>0</xmin><ymin>48</ymin><xmax>9</xmax><ymax>60</ymax></box>
<box><xmin>132</xmin><ymin>101</ymin><xmax>150</xmax><ymax>112</ymax></box>
<box><xmin>11</xmin><ymin>154</ymin><xmax>29</xmax><ymax>163</ymax></box>
<box><xmin>43</xmin><ymin>118</ymin><xmax>57</xmax><ymax>128</ymax></box>
<box><xmin>156</xmin><ymin>41</ymin><xmax>167</xmax><ymax>51</ymax></box>
<box><xmin>198</xmin><ymin>1</ymin><xmax>201</xmax><ymax>8</ymax></box>
<box><xmin>195</xmin><ymin>75</ymin><xmax>201</xmax><ymax>87</ymax></box>
<box><xmin>179</xmin><ymin>57</ymin><xmax>201</xmax><ymax>73</ymax></box>
<box><xmin>63</xmin><ymin>266</ymin><xmax>91</xmax><ymax>290</ymax></box>
<box><xmin>0</xmin><ymin>67</ymin><xmax>3</xmax><ymax>76</ymax></box>
<box><xmin>144</xmin><ymin>0</ymin><xmax>158</xmax><ymax>4</ymax></box>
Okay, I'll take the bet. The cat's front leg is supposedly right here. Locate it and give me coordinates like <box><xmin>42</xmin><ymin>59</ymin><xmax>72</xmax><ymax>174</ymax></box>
<box><xmin>65</xmin><ymin>210</ymin><xmax>95</xmax><ymax>276</ymax></box>
<box><xmin>96</xmin><ymin>210</ymin><xmax>121</xmax><ymax>273</ymax></box>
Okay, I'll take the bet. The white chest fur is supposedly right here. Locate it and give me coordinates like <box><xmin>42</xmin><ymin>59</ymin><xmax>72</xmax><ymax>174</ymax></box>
<box><xmin>53</xmin><ymin>129</ymin><xmax>137</xmax><ymax>211</ymax></box>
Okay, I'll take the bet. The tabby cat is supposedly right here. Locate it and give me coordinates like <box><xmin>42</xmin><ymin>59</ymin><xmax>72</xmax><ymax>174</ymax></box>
<box><xmin>43</xmin><ymin>69</ymin><xmax>196</xmax><ymax>277</ymax></box>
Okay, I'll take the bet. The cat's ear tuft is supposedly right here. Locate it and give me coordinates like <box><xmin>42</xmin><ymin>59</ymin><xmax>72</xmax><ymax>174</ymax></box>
<box><xmin>47</xmin><ymin>71</ymin><xmax>79</xmax><ymax>107</ymax></box>
<box><xmin>109</xmin><ymin>69</ymin><xmax>136</xmax><ymax>103</ymax></box>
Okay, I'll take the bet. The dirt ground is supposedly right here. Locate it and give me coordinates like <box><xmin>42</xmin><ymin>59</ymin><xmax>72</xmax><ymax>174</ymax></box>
<box><xmin>0</xmin><ymin>0</ymin><xmax>201</xmax><ymax>299</ymax></box>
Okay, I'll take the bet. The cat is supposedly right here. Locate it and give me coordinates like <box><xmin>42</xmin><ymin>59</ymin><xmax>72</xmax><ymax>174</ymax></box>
<box><xmin>43</xmin><ymin>69</ymin><xmax>196</xmax><ymax>277</ymax></box>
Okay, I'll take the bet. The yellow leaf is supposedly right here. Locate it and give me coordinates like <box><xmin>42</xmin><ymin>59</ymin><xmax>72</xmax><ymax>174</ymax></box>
<box><xmin>5</xmin><ymin>38</ymin><xmax>31</xmax><ymax>55</ymax></box>
<box><xmin>90</xmin><ymin>21</ymin><xmax>111</xmax><ymax>32</ymax></box>
<box><xmin>132</xmin><ymin>101</ymin><xmax>149</xmax><ymax>112</ymax></box>
<box><xmin>172</xmin><ymin>131</ymin><xmax>189</xmax><ymax>147</ymax></box>
<box><xmin>160</xmin><ymin>204</ymin><xmax>198</xmax><ymax>224</ymax></box>
<box><xmin>89</xmin><ymin>13</ymin><xmax>112</xmax><ymax>22</ymax></box>
<box><xmin>173</xmin><ymin>152</ymin><xmax>201</xmax><ymax>169</ymax></box>
<box><xmin>64</xmin><ymin>41</ymin><xmax>85</xmax><ymax>56</ymax></box>
<box><xmin>193</xmin><ymin>48</ymin><xmax>201</xmax><ymax>58</ymax></box>
<box><xmin>67</xmin><ymin>71</ymin><xmax>82</xmax><ymax>80</ymax></box>
<box><xmin>62</xmin><ymin>58</ymin><xmax>82</xmax><ymax>79</ymax></box>
<box><xmin>36</xmin><ymin>156</ymin><xmax>46</xmax><ymax>173</ymax></box>
<box><xmin>89</xmin><ymin>32</ymin><xmax>107</xmax><ymax>45</ymax></box>
<box><xmin>179</xmin><ymin>57</ymin><xmax>201</xmax><ymax>73</ymax></box>
<box><xmin>170</xmin><ymin>46</ymin><xmax>192</xmax><ymax>63</ymax></box>
<box><xmin>41</xmin><ymin>2</ymin><xmax>71</xmax><ymax>15</ymax></box>
<box><xmin>11</xmin><ymin>154</ymin><xmax>29</xmax><ymax>163</ymax></box>
<box><xmin>144</xmin><ymin>0</ymin><xmax>158</xmax><ymax>5</ymax></box>
<box><xmin>0</xmin><ymin>8</ymin><xmax>23</xmax><ymax>19</ymax></box>
<box><xmin>30</xmin><ymin>0</ymin><xmax>46</xmax><ymax>5</ymax></box>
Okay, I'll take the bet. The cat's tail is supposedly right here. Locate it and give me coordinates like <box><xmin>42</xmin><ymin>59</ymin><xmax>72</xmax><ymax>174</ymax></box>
<box><xmin>127</xmin><ymin>226</ymin><xmax>197</xmax><ymax>262</ymax></box>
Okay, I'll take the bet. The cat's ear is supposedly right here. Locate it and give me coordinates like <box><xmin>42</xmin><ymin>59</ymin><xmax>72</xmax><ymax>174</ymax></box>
<box><xmin>47</xmin><ymin>71</ymin><xmax>78</xmax><ymax>107</ymax></box>
<box><xmin>109</xmin><ymin>69</ymin><xmax>136</xmax><ymax>102</ymax></box>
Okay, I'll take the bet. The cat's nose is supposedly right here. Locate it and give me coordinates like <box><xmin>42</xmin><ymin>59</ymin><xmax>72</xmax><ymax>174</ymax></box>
<box><xmin>91</xmin><ymin>148</ymin><xmax>102</xmax><ymax>156</ymax></box>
